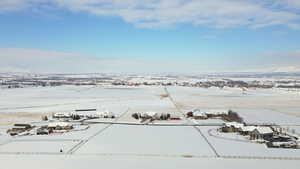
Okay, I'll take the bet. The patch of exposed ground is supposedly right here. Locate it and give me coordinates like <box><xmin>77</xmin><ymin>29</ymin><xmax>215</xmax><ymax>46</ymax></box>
<box><xmin>159</xmin><ymin>94</ymin><xmax>169</xmax><ymax>99</ymax></box>
<box><xmin>0</xmin><ymin>112</ymin><xmax>52</xmax><ymax>125</ymax></box>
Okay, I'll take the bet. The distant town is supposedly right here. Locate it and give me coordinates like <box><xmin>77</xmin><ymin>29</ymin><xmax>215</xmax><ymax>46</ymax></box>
<box><xmin>1</xmin><ymin>72</ymin><xmax>300</xmax><ymax>90</ymax></box>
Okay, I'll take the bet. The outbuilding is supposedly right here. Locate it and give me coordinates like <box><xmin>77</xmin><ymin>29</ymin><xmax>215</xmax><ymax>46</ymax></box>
<box><xmin>7</xmin><ymin>124</ymin><xmax>33</xmax><ymax>136</ymax></box>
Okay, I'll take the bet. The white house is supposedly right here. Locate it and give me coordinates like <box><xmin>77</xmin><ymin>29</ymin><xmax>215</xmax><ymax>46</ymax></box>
<box><xmin>250</xmin><ymin>127</ymin><xmax>274</xmax><ymax>140</ymax></box>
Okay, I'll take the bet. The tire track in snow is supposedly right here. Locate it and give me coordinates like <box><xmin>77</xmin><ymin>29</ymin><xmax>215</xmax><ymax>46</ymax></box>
<box><xmin>67</xmin><ymin>109</ymin><xmax>129</xmax><ymax>154</ymax></box>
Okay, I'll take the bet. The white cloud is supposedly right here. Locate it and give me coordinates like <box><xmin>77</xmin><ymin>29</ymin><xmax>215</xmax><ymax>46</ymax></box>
<box><xmin>0</xmin><ymin>0</ymin><xmax>42</xmax><ymax>12</ymax></box>
<box><xmin>276</xmin><ymin>0</ymin><xmax>300</xmax><ymax>10</ymax></box>
<box><xmin>0</xmin><ymin>0</ymin><xmax>300</xmax><ymax>29</ymax></box>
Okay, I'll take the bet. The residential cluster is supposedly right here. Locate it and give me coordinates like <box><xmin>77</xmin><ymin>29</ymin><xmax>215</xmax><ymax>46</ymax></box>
<box><xmin>186</xmin><ymin>109</ymin><xmax>244</xmax><ymax>123</ymax></box>
<box><xmin>6</xmin><ymin>122</ymin><xmax>75</xmax><ymax>136</ymax></box>
<box><xmin>6</xmin><ymin>109</ymin><xmax>116</xmax><ymax>136</ymax></box>
<box><xmin>53</xmin><ymin>109</ymin><xmax>115</xmax><ymax>120</ymax></box>
<box><xmin>132</xmin><ymin>112</ymin><xmax>181</xmax><ymax>123</ymax></box>
<box><xmin>5</xmin><ymin>105</ymin><xmax>300</xmax><ymax>150</ymax></box>
<box><xmin>220</xmin><ymin>122</ymin><xmax>299</xmax><ymax>149</ymax></box>
<box><xmin>185</xmin><ymin>109</ymin><xmax>299</xmax><ymax>149</ymax></box>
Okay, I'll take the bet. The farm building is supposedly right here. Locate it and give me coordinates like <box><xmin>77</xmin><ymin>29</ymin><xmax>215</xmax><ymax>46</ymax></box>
<box><xmin>238</xmin><ymin>126</ymin><xmax>257</xmax><ymax>136</ymax></box>
<box><xmin>221</xmin><ymin>122</ymin><xmax>244</xmax><ymax>133</ymax></box>
<box><xmin>53</xmin><ymin>109</ymin><xmax>116</xmax><ymax>120</ymax></box>
<box><xmin>267</xmin><ymin>141</ymin><xmax>298</xmax><ymax>149</ymax></box>
<box><xmin>53</xmin><ymin>112</ymin><xmax>71</xmax><ymax>119</ymax></box>
<box><xmin>36</xmin><ymin>127</ymin><xmax>49</xmax><ymax>135</ymax></box>
<box><xmin>75</xmin><ymin>109</ymin><xmax>97</xmax><ymax>117</ymax></box>
<box><xmin>250</xmin><ymin>127</ymin><xmax>274</xmax><ymax>140</ymax></box>
<box><xmin>186</xmin><ymin>109</ymin><xmax>208</xmax><ymax>119</ymax></box>
<box><xmin>270</xmin><ymin>135</ymin><xmax>297</xmax><ymax>142</ymax></box>
<box><xmin>7</xmin><ymin>124</ymin><xmax>33</xmax><ymax>136</ymax></box>
<box><xmin>47</xmin><ymin>122</ymin><xmax>73</xmax><ymax>131</ymax></box>
<box><xmin>95</xmin><ymin>111</ymin><xmax>115</xmax><ymax>118</ymax></box>
<box><xmin>205</xmin><ymin>109</ymin><xmax>228</xmax><ymax>118</ymax></box>
<box><xmin>132</xmin><ymin>112</ymin><xmax>171</xmax><ymax>122</ymax></box>
<box><xmin>75</xmin><ymin>109</ymin><xmax>97</xmax><ymax>112</ymax></box>
<box><xmin>73</xmin><ymin>109</ymin><xmax>115</xmax><ymax>119</ymax></box>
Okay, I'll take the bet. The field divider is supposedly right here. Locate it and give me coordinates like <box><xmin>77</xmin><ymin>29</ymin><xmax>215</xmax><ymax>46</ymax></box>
<box><xmin>164</xmin><ymin>87</ymin><xmax>220</xmax><ymax>158</ymax></box>
<box><xmin>67</xmin><ymin>108</ymin><xmax>129</xmax><ymax>155</ymax></box>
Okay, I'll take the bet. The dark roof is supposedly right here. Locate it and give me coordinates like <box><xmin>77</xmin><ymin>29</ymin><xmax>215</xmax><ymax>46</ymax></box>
<box><xmin>75</xmin><ymin>109</ymin><xmax>97</xmax><ymax>112</ymax></box>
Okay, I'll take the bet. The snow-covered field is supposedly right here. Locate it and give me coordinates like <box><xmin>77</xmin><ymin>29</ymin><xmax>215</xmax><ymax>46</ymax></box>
<box><xmin>0</xmin><ymin>140</ymin><xmax>79</xmax><ymax>153</ymax></box>
<box><xmin>0</xmin><ymin>85</ymin><xmax>300</xmax><ymax>169</ymax></box>
<box><xmin>167</xmin><ymin>86</ymin><xmax>300</xmax><ymax>111</ymax></box>
<box><xmin>77</xmin><ymin>125</ymin><xmax>216</xmax><ymax>156</ymax></box>
<box><xmin>0</xmin><ymin>86</ymin><xmax>171</xmax><ymax>124</ymax></box>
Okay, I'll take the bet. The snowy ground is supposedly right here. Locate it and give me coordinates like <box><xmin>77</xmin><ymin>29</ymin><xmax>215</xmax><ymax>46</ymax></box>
<box><xmin>0</xmin><ymin>85</ymin><xmax>300</xmax><ymax>168</ymax></box>
<box><xmin>167</xmin><ymin>86</ymin><xmax>300</xmax><ymax>110</ymax></box>
<box><xmin>77</xmin><ymin>125</ymin><xmax>216</xmax><ymax>156</ymax></box>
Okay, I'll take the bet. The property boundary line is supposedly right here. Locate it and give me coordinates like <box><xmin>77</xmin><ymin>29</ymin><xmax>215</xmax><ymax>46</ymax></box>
<box><xmin>163</xmin><ymin>87</ymin><xmax>220</xmax><ymax>157</ymax></box>
<box><xmin>67</xmin><ymin>109</ymin><xmax>129</xmax><ymax>154</ymax></box>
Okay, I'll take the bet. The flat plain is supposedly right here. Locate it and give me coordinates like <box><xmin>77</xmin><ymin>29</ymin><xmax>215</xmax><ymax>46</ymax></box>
<box><xmin>0</xmin><ymin>85</ymin><xmax>300</xmax><ymax>169</ymax></box>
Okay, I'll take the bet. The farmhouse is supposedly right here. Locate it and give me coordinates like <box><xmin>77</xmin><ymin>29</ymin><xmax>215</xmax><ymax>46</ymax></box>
<box><xmin>238</xmin><ymin>126</ymin><xmax>257</xmax><ymax>136</ymax></box>
<box><xmin>221</xmin><ymin>122</ymin><xmax>244</xmax><ymax>133</ymax></box>
<box><xmin>250</xmin><ymin>127</ymin><xmax>274</xmax><ymax>140</ymax></box>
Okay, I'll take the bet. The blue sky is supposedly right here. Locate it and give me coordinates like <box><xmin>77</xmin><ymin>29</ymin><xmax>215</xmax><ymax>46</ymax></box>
<box><xmin>0</xmin><ymin>0</ymin><xmax>300</xmax><ymax>74</ymax></box>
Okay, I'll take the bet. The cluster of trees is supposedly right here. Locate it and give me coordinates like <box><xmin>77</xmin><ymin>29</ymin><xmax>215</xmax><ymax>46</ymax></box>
<box><xmin>222</xmin><ymin>110</ymin><xmax>244</xmax><ymax>123</ymax></box>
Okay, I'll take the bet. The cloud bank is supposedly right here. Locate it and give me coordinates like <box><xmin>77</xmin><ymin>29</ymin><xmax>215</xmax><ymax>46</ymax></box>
<box><xmin>0</xmin><ymin>48</ymin><xmax>209</xmax><ymax>74</ymax></box>
<box><xmin>1</xmin><ymin>48</ymin><xmax>300</xmax><ymax>74</ymax></box>
<box><xmin>0</xmin><ymin>0</ymin><xmax>300</xmax><ymax>29</ymax></box>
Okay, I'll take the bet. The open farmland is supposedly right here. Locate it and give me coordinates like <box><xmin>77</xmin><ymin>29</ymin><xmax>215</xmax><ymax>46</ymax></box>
<box><xmin>0</xmin><ymin>85</ymin><xmax>300</xmax><ymax>169</ymax></box>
